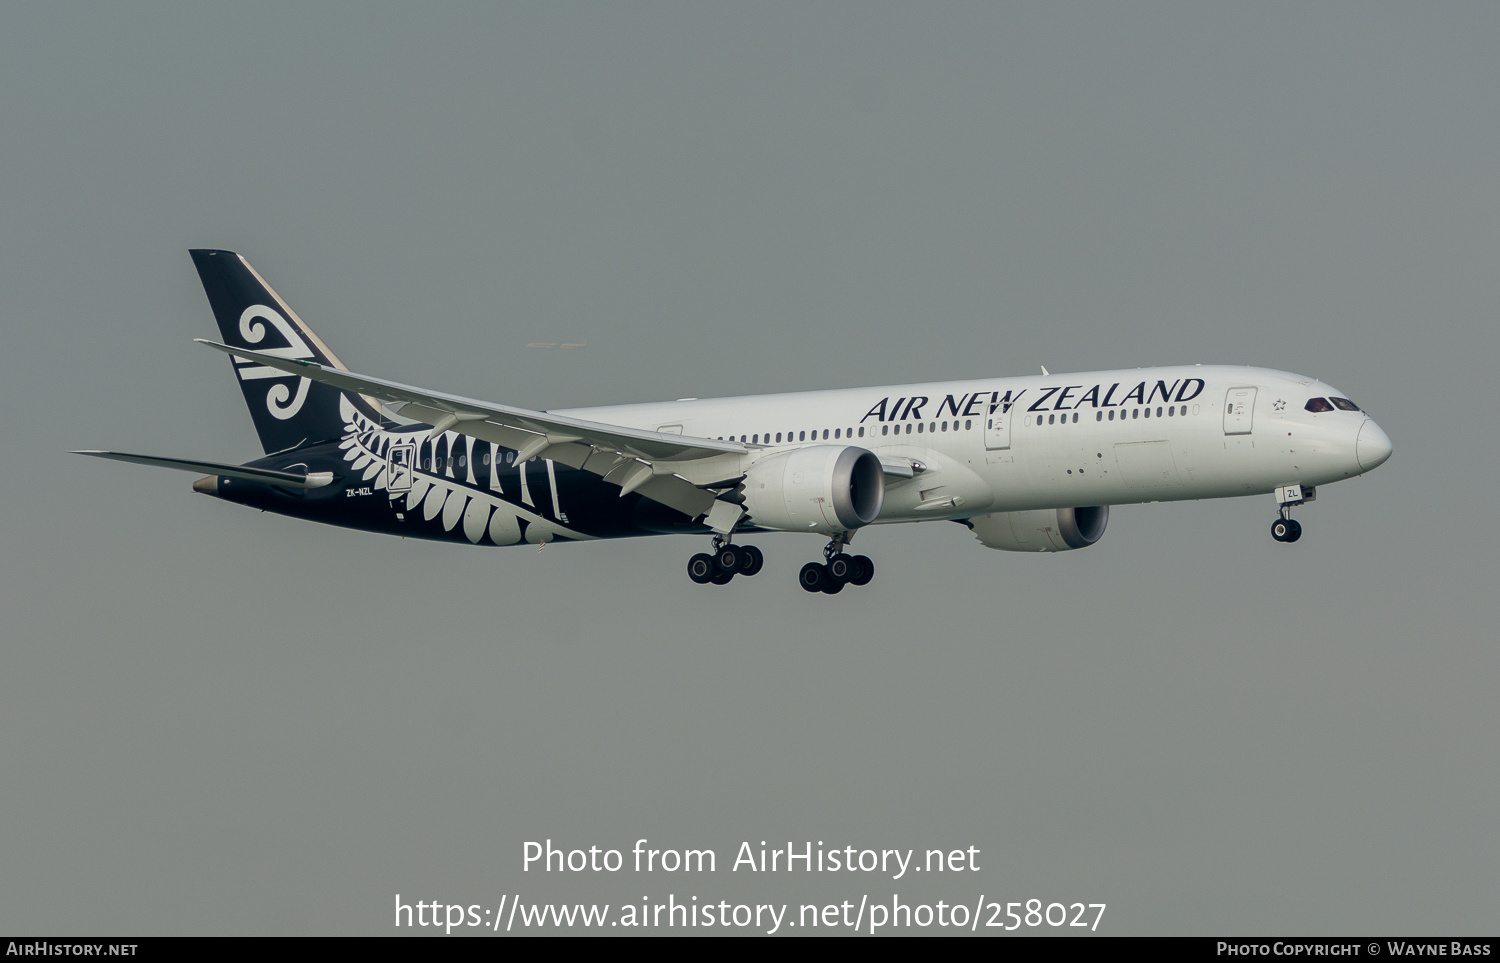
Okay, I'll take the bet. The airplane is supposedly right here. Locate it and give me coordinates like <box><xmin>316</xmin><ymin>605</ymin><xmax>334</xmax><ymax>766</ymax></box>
<box><xmin>78</xmin><ymin>250</ymin><xmax>1393</xmax><ymax>594</ymax></box>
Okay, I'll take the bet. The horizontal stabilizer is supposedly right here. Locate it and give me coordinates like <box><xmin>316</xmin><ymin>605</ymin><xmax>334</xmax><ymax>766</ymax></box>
<box><xmin>72</xmin><ymin>451</ymin><xmax>334</xmax><ymax>488</ymax></box>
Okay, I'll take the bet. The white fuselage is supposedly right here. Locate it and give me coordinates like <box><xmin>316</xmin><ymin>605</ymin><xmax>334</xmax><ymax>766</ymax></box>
<box><xmin>560</xmin><ymin>365</ymin><xmax>1392</xmax><ymax>525</ymax></box>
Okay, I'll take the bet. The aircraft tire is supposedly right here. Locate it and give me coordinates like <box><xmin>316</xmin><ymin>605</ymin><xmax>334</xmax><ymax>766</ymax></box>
<box><xmin>1285</xmin><ymin>519</ymin><xmax>1303</xmax><ymax>542</ymax></box>
<box><xmin>1271</xmin><ymin>519</ymin><xmax>1290</xmax><ymax>542</ymax></box>
<box><xmin>849</xmin><ymin>555</ymin><xmax>874</xmax><ymax>586</ymax></box>
<box><xmin>738</xmin><ymin>545</ymin><xmax>764</xmax><ymax>577</ymax></box>
<box><xmin>827</xmin><ymin>553</ymin><xmax>854</xmax><ymax>584</ymax></box>
<box><xmin>799</xmin><ymin>562</ymin><xmax>827</xmax><ymax>593</ymax></box>
<box><xmin>710</xmin><ymin>568</ymin><xmax>735</xmax><ymax>585</ymax></box>
<box><xmin>715</xmin><ymin>546</ymin><xmax>741</xmax><ymax>574</ymax></box>
<box><xmin>688</xmin><ymin>553</ymin><xmax>716</xmax><ymax>583</ymax></box>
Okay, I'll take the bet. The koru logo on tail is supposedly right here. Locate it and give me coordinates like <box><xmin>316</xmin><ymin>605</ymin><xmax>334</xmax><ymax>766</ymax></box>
<box><xmin>233</xmin><ymin>305</ymin><xmax>314</xmax><ymax>420</ymax></box>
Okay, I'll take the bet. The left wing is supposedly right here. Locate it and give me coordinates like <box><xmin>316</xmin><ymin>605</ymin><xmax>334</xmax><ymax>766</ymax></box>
<box><xmin>73</xmin><ymin>450</ymin><xmax>334</xmax><ymax>488</ymax></box>
<box><xmin>196</xmin><ymin>340</ymin><xmax>748</xmax><ymax>530</ymax></box>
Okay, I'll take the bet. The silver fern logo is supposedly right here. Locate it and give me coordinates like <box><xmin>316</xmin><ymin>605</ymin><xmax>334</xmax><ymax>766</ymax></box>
<box><xmin>233</xmin><ymin>304</ymin><xmax>313</xmax><ymax>420</ymax></box>
<box><xmin>335</xmin><ymin>395</ymin><xmax>591</xmax><ymax>547</ymax></box>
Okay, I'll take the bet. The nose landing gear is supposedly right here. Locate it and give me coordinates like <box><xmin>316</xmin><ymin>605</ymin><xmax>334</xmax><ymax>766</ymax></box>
<box><xmin>687</xmin><ymin>536</ymin><xmax>763</xmax><ymax>585</ymax></box>
<box><xmin>1271</xmin><ymin>516</ymin><xmax>1302</xmax><ymax>542</ymax></box>
<box><xmin>798</xmin><ymin>533</ymin><xmax>875</xmax><ymax>594</ymax></box>
<box><xmin>1271</xmin><ymin>485</ymin><xmax>1306</xmax><ymax>543</ymax></box>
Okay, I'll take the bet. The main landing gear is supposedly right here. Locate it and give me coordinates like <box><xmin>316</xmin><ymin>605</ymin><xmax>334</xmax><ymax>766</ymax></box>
<box><xmin>798</xmin><ymin>533</ymin><xmax>875</xmax><ymax>595</ymax></box>
<box><xmin>686</xmin><ymin>533</ymin><xmax>877</xmax><ymax>593</ymax></box>
<box><xmin>687</xmin><ymin>536</ymin><xmax>764</xmax><ymax>585</ymax></box>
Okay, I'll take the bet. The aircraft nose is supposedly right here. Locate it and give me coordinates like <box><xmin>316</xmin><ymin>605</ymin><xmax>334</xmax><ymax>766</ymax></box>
<box><xmin>1356</xmin><ymin>419</ymin><xmax>1393</xmax><ymax>471</ymax></box>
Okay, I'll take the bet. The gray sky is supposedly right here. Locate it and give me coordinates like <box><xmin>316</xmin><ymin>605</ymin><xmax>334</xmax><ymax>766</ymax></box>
<box><xmin>2</xmin><ymin>3</ymin><xmax>1496</xmax><ymax>935</ymax></box>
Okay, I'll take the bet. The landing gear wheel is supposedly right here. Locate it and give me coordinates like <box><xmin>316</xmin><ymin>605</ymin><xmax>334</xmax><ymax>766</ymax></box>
<box><xmin>710</xmin><ymin>569</ymin><xmax>734</xmax><ymax>585</ymax></box>
<box><xmin>821</xmin><ymin>578</ymin><xmax>845</xmax><ymax>595</ymax></box>
<box><xmin>1284</xmin><ymin>519</ymin><xmax>1302</xmax><ymax>542</ymax></box>
<box><xmin>1271</xmin><ymin>519</ymin><xmax>1293</xmax><ymax>542</ymax></box>
<box><xmin>849</xmin><ymin>555</ymin><xmax>874</xmax><ymax>586</ymax></box>
<box><xmin>737</xmin><ymin>545</ymin><xmax>764</xmax><ymax>577</ymax></box>
<box><xmin>827</xmin><ymin>553</ymin><xmax>855</xmax><ymax>584</ymax></box>
<box><xmin>799</xmin><ymin>562</ymin><xmax>828</xmax><ymax>593</ymax></box>
<box><xmin>714</xmin><ymin>546</ymin><xmax>741</xmax><ymax>574</ymax></box>
<box><xmin>688</xmin><ymin>553</ymin><xmax>716</xmax><ymax>583</ymax></box>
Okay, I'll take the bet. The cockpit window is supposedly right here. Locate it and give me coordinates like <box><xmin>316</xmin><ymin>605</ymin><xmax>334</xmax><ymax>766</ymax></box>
<box><xmin>1331</xmin><ymin>397</ymin><xmax>1360</xmax><ymax>411</ymax></box>
<box><xmin>1304</xmin><ymin>398</ymin><xmax>1335</xmax><ymax>413</ymax></box>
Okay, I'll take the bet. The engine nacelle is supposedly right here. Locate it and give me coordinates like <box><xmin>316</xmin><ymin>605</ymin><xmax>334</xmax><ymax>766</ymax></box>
<box><xmin>741</xmin><ymin>445</ymin><xmax>885</xmax><ymax>534</ymax></box>
<box><xmin>966</xmin><ymin>506</ymin><xmax>1108</xmax><ymax>552</ymax></box>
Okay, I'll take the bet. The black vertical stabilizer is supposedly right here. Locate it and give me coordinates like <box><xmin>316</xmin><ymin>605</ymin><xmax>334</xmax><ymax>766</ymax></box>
<box><xmin>190</xmin><ymin>249</ymin><xmax>383</xmax><ymax>454</ymax></box>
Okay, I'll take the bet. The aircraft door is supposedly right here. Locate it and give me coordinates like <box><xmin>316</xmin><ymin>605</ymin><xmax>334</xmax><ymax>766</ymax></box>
<box><xmin>984</xmin><ymin>399</ymin><xmax>1014</xmax><ymax>450</ymax></box>
<box><xmin>1223</xmin><ymin>387</ymin><xmax>1256</xmax><ymax>435</ymax></box>
<box><xmin>387</xmin><ymin>442</ymin><xmax>415</xmax><ymax>492</ymax></box>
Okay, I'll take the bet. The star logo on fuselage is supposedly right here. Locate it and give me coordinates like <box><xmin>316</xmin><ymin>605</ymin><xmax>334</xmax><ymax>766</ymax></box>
<box><xmin>1273</xmin><ymin>398</ymin><xmax>1287</xmax><ymax>411</ymax></box>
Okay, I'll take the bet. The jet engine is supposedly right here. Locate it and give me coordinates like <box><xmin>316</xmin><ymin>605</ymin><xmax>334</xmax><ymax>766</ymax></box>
<box><xmin>741</xmin><ymin>445</ymin><xmax>885</xmax><ymax>534</ymax></box>
<box><xmin>965</xmin><ymin>506</ymin><xmax>1108</xmax><ymax>552</ymax></box>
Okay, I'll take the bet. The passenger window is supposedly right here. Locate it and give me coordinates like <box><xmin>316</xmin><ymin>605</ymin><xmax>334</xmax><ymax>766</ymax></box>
<box><xmin>1305</xmin><ymin>398</ymin><xmax>1335</xmax><ymax>413</ymax></box>
<box><xmin>905</xmin><ymin>424</ymin><xmax>912</xmax><ymax>434</ymax></box>
<box><xmin>1132</xmin><ymin>409</ymin><xmax>1139</xmax><ymax>419</ymax></box>
<box><xmin>858</xmin><ymin>427</ymin><xmax>865</xmax><ymax>437</ymax></box>
<box><xmin>917</xmin><ymin>423</ymin><xmax>924</xmax><ymax>433</ymax></box>
<box><xmin>823</xmin><ymin>429</ymin><xmax>829</xmax><ymax>440</ymax></box>
<box><xmin>1072</xmin><ymin>413</ymin><xmax>1079</xmax><ymax>423</ymax></box>
<box><xmin>1143</xmin><ymin>408</ymin><xmax>1150</xmax><ymax>419</ymax></box>
<box><xmin>1096</xmin><ymin>412</ymin><xmax>1102</xmax><ymax>421</ymax></box>
<box><xmin>834</xmin><ymin>429</ymin><xmax>840</xmax><ymax>439</ymax></box>
<box><xmin>1331</xmin><ymin>397</ymin><xmax>1360</xmax><ymax>411</ymax></box>
<box><xmin>1108</xmin><ymin>410</ymin><xmax>1114</xmax><ymax>421</ymax></box>
<box><xmin>1156</xmin><ymin>407</ymin><xmax>1162</xmax><ymax>417</ymax></box>
<box><xmin>965</xmin><ymin>419</ymin><xmax>972</xmax><ymax>430</ymax></box>
<box><xmin>881</xmin><ymin>425</ymin><xmax>888</xmax><ymax>436</ymax></box>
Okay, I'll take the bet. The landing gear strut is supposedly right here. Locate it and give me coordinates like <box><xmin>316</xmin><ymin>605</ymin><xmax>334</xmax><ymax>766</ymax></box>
<box><xmin>1271</xmin><ymin>503</ymin><xmax>1303</xmax><ymax>543</ymax></box>
<box><xmin>687</xmin><ymin>535</ymin><xmax>763</xmax><ymax>585</ymax></box>
<box><xmin>798</xmin><ymin>533</ymin><xmax>875</xmax><ymax>594</ymax></box>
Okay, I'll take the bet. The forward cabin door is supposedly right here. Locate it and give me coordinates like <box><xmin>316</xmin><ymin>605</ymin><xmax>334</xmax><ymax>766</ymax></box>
<box><xmin>984</xmin><ymin>398</ymin><xmax>1014</xmax><ymax>450</ymax></box>
<box><xmin>1223</xmin><ymin>387</ymin><xmax>1256</xmax><ymax>435</ymax></box>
